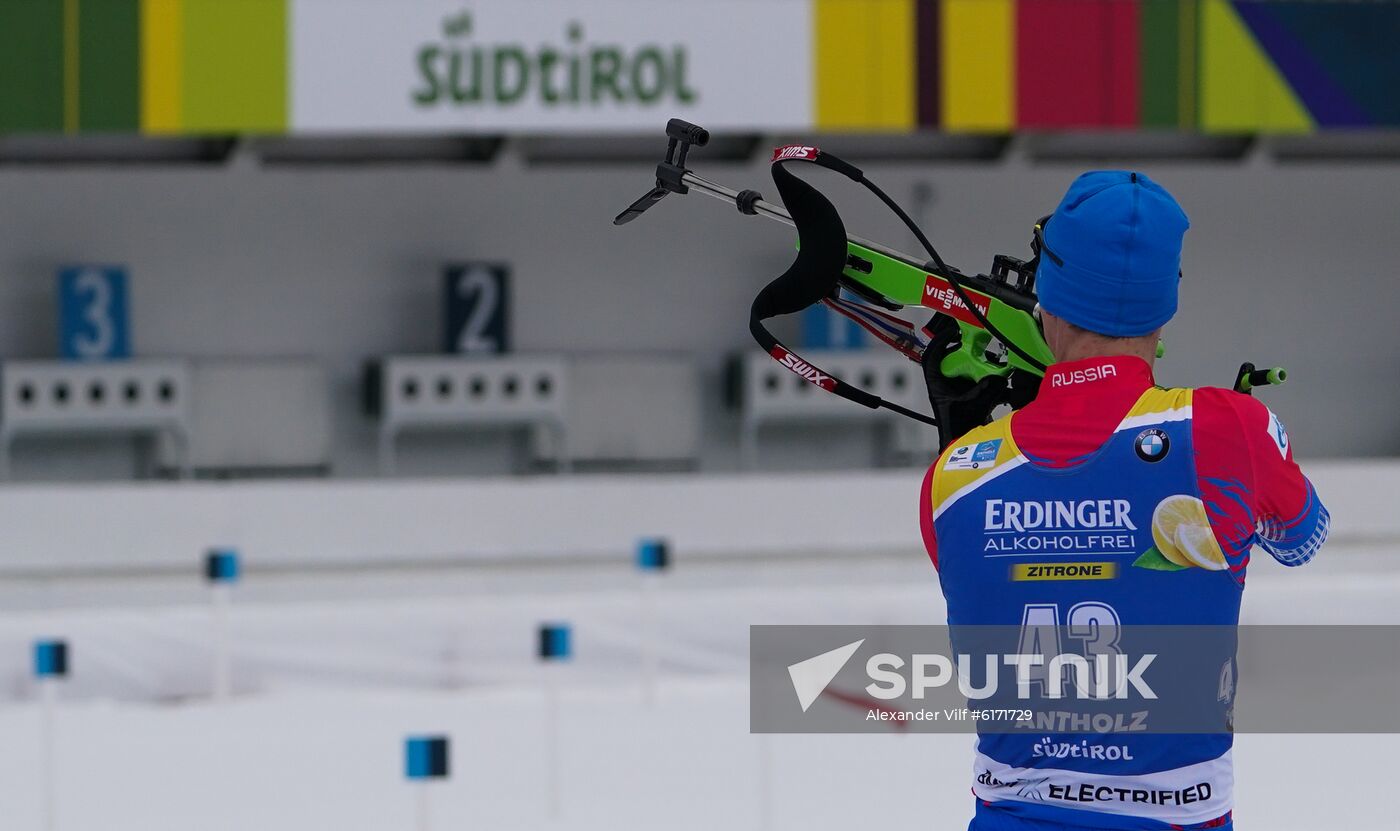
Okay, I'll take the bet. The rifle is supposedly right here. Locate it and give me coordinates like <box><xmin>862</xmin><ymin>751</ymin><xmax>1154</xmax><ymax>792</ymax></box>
<box><xmin>614</xmin><ymin>119</ymin><xmax>1283</xmax><ymax>448</ymax></box>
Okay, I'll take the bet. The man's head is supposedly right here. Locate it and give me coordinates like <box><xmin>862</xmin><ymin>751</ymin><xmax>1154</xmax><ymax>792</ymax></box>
<box><xmin>1035</xmin><ymin>171</ymin><xmax>1189</xmax><ymax>364</ymax></box>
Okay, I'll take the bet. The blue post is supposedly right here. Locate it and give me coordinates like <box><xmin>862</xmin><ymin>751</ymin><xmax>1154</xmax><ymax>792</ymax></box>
<box><xmin>205</xmin><ymin>548</ymin><xmax>239</xmax><ymax>700</ymax></box>
<box><xmin>636</xmin><ymin>538</ymin><xmax>670</xmax><ymax>572</ymax></box>
<box><xmin>636</xmin><ymin>539</ymin><xmax>668</xmax><ymax>705</ymax></box>
<box><xmin>34</xmin><ymin>638</ymin><xmax>67</xmax><ymax>831</ymax></box>
<box><xmin>536</xmin><ymin>622</ymin><xmax>571</xmax><ymax>817</ymax></box>
<box><xmin>406</xmin><ymin>735</ymin><xmax>449</xmax><ymax>831</ymax></box>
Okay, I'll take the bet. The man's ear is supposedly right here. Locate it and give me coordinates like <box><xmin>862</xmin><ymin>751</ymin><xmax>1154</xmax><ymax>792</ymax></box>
<box><xmin>1038</xmin><ymin>310</ymin><xmax>1066</xmax><ymax>361</ymax></box>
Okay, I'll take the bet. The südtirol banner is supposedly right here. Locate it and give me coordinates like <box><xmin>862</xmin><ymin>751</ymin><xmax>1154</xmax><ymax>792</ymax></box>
<box><xmin>291</xmin><ymin>0</ymin><xmax>811</xmax><ymax>132</ymax></box>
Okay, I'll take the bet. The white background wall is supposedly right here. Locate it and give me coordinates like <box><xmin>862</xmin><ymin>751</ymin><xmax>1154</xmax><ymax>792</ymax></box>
<box><xmin>0</xmin><ymin>460</ymin><xmax>1387</xmax><ymax>578</ymax></box>
<box><xmin>0</xmin><ymin>145</ymin><xmax>1394</xmax><ymax>476</ymax></box>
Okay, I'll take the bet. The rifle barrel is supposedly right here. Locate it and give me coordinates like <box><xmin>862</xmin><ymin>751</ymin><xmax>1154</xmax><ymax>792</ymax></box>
<box><xmin>680</xmin><ymin>172</ymin><xmax>929</xmax><ymax>271</ymax></box>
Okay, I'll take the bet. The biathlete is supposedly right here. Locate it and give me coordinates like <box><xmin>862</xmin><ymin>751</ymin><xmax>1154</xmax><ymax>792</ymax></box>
<box><xmin>920</xmin><ymin>171</ymin><xmax>1329</xmax><ymax>831</ymax></box>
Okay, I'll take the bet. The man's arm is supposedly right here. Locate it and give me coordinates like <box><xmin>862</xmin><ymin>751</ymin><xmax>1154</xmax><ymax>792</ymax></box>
<box><xmin>920</xmin><ymin>463</ymin><xmax>939</xmax><ymax>570</ymax></box>
<box><xmin>1194</xmin><ymin>387</ymin><xmax>1329</xmax><ymax>572</ymax></box>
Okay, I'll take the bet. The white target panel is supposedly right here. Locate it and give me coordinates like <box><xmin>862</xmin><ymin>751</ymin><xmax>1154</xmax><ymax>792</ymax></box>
<box><xmin>739</xmin><ymin>350</ymin><xmax>932</xmax><ymax>468</ymax></box>
<box><xmin>0</xmin><ymin>359</ymin><xmax>192</xmax><ymax>477</ymax></box>
<box><xmin>376</xmin><ymin>354</ymin><xmax>569</xmax><ymax>474</ymax></box>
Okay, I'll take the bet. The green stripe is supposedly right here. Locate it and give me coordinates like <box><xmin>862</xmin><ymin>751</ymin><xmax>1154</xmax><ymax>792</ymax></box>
<box><xmin>78</xmin><ymin>0</ymin><xmax>139</xmax><ymax>131</ymax></box>
<box><xmin>182</xmin><ymin>0</ymin><xmax>287</xmax><ymax>133</ymax></box>
<box><xmin>1140</xmin><ymin>0</ymin><xmax>1181</xmax><ymax>128</ymax></box>
<box><xmin>0</xmin><ymin>0</ymin><xmax>65</xmax><ymax>132</ymax></box>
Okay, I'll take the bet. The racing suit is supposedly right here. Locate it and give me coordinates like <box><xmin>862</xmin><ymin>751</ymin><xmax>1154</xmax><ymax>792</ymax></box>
<box><xmin>920</xmin><ymin>355</ymin><xmax>1329</xmax><ymax>831</ymax></box>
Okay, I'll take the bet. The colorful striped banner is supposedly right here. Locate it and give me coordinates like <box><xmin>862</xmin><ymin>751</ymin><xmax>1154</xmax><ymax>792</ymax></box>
<box><xmin>1016</xmin><ymin>0</ymin><xmax>1139</xmax><ymax>129</ymax></box>
<box><xmin>0</xmin><ymin>0</ymin><xmax>1397</xmax><ymax>136</ymax></box>
<box><xmin>941</xmin><ymin>0</ymin><xmax>1015</xmax><ymax>132</ymax></box>
<box><xmin>814</xmin><ymin>0</ymin><xmax>916</xmax><ymax>132</ymax></box>
<box><xmin>140</xmin><ymin>0</ymin><xmax>183</xmax><ymax>133</ymax></box>
<box><xmin>0</xmin><ymin>1</ymin><xmax>66</xmax><ymax>132</ymax></box>
<box><xmin>79</xmin><ymin>0</ymin><xmax>140</xmax><ymax>131</ymax></box>
<box><xmin>180</xmin><ymin>0</ymin><xmax>286</xmax><ymax>133</ymax></box>
<box><xmin>1199</xmin><ymin>0</ymin><xmax>1310</xmax><ymax>132</ymax></box>
<box><xmin>0</xmin><ymin>0</ymin><xmax>286</xmax><ymax>135</ymax></box>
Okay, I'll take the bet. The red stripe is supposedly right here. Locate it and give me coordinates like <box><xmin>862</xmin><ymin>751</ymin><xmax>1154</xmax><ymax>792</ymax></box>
<box><xmin>920</xmin><ymin>463</ymin><xmax>939</xmax><ymax>570</ymax></box>
<box><xmin>1016</xmin><ymin>0</ymin><xmax>1141</xmax><ymax>128</ymax></box>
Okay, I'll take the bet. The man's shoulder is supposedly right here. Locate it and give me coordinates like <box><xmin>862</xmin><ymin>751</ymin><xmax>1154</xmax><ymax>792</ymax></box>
<box><xmin>928</xmin><ymin>415</ymin><xmax>1023</xmax><ymax>511</ymax></box>
<box><xmin>1190</xmin><ymin>385</ymin><xmax>1292</xmax><ymax>466</ymax></box>
<box><xmin>1132</xmin><ymin>383</ymin><xmax>1271</xmax><ymax>422</ymax></box>
<box><xmin>1123</xmin><ymin>384</ymin><xmax>1195</xmax><ymax>425</ymax></box>
<box><xmin>1189</xmin><ymin>385</ymin><xmax>1270</xmax><ymax>419</ymax></box>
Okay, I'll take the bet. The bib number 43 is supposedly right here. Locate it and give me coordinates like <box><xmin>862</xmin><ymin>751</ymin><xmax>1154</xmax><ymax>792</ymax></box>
<box><xmin>1015</xmin><ymin>601</ymin><xmax>1154</xmax><ymax>699</ymax></box>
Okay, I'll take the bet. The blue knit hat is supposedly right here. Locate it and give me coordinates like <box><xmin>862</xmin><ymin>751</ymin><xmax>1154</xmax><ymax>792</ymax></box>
<box><xmin>1035</xmin><ymin>171</ymin><xmax>1189</xmax><ymax>338</ymax></box>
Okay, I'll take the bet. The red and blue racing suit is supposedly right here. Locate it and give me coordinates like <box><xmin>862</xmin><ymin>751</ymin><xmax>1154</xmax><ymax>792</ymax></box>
<box><xmin>920</xmin><ymin>355</ymin><xmax>1328</xmax><ymax>831</ymax></box>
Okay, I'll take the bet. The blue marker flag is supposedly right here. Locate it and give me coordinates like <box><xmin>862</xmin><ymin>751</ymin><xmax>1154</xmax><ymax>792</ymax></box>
<box><xmin>405</xmin><ymin>735</ymin><xmax>450</xmax><ymax>779</ymax></box>
<box><xmin>538</xmin><ymin>623</ymin><xmax>572</xmax><ymax>661</ymax></box>
<box><xmin>34</xmin><ymin>641</ymin><xmax>68</xmax><ymax>678</ymax></box>
<box><xmin>205</xmin><ymin>549</ymin><xmax>241</xmax><ymax>583</ymax></box>
<box><xmin>636</xmin><ymin>538</ymin><xmax>670</xmax><ymax>571</ymax></box>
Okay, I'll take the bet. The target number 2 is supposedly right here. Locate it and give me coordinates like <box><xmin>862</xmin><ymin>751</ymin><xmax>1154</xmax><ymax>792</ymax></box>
<box><xmin>443</xmin><ymin>263</ymin><xmax>510</xmax><ymax>355</ymax></box>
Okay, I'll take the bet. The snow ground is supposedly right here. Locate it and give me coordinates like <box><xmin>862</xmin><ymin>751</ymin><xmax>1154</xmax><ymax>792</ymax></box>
<box><xmin>0</xmin><ymin>543</ymin><xmax>1395</xmax><ymax>830</ymax></box>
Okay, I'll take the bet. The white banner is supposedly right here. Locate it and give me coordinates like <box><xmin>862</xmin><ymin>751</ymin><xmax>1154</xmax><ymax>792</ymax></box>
<box><xmin>291</xmin><ymin>0</ymin><xmax>812</xmax><ymax>132</ymax></box>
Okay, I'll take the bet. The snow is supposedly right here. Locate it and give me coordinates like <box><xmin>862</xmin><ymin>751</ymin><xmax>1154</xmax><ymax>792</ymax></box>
<box><xmin>0</xmin><ymin>545</ymin><xmax>1395</xmax><ymax>829</ymax></box>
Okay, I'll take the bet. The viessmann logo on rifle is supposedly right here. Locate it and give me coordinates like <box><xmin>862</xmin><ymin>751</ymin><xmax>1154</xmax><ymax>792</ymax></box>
<box><xmin>923</xmin><ymin>276</ymin><xmax>990</xmax><ymax>324</ymax></box>
<box><xmin>772</xmin><ymin>348</ymin><xmax>836</xmax><ymax>391</ymax></box>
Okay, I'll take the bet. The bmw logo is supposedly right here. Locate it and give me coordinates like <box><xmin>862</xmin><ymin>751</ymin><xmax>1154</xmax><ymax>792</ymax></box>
<box><xmin>1135</xmin><ymin>428</ymin><xmax>1170</xmax><ymax>462</ymax></box>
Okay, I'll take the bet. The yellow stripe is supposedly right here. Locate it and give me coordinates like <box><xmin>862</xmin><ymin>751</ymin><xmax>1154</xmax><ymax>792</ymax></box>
<box><xmin>1122</xmin><ymin>387</ymin><xmax>1194</xmax><ymax>422</ymax></box>
<box><xmin>1198</xmin><ymin>0</ymin><xmax>1311</xmax><ymax>133</ymax></box>
<box><xmin>140</xmin><ymin>0</ymin><xmax>183</xmax><ymax>133</ymax></box>
<box><xmin>814</xmin><ymin>0</ymin><xmax>915</xmax><ymax>132</ymax></box>
<box><xmin>63</xmin><ymin>0</ymin><xmax>79</xmax><ymax>133</ymax></box>
<box><xmin>941</xmin><ymin>0</ymin><xmax>1014</xmax><ymax>132</ymax></box>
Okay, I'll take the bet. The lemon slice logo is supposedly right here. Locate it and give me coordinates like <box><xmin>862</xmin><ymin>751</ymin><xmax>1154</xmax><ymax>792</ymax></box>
<box><xmin>1137</xmin><ymin>494</ymin><xmax>1229</xmax><ymax>571</ymax></box>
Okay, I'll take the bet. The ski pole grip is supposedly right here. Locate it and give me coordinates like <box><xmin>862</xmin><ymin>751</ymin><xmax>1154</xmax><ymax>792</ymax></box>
<box><xmin>1250</xmin><ymin>367</ymin><xmax>1287</xmax><ymax>388</ymax></box>
<box><xmin>666</xmin><ymin>119</ymin><xmax>709</xmax><ymax>147</ymax></box>
<box><xmin>1236</xmin><ymin>364</ymin><xmax>1287</xmax><ymax>393</ymax></box>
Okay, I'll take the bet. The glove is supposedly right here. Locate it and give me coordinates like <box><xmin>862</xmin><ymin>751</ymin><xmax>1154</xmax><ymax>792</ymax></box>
<box><xmin>921</xmin><ymin>315</ymin><xmax>1020</xmax><ymax>450</ymax></box>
